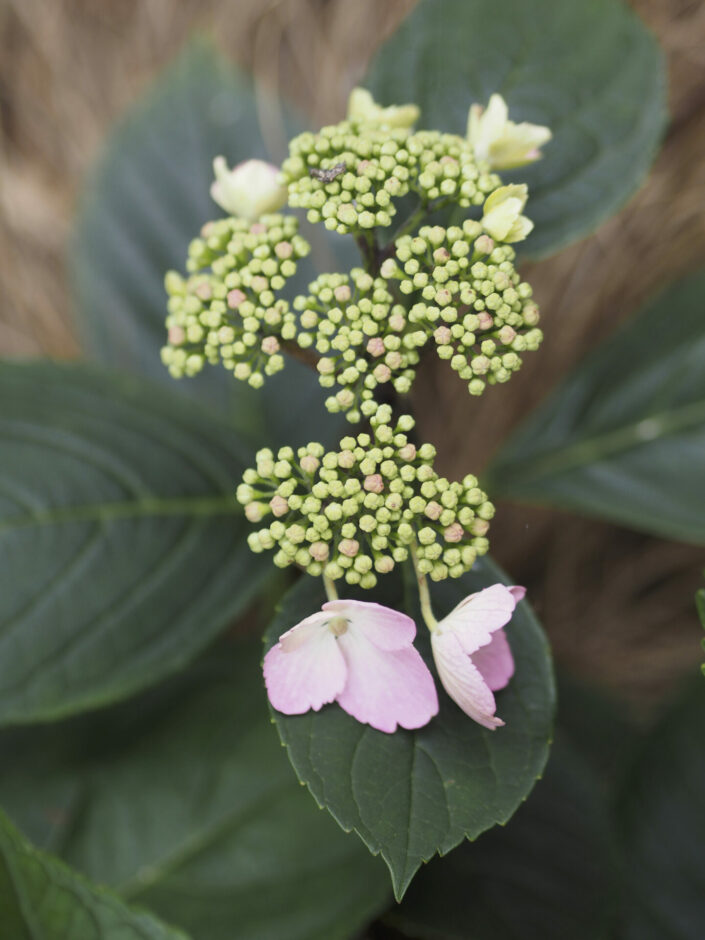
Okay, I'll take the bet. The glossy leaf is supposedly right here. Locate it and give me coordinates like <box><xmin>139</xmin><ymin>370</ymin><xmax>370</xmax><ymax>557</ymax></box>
<box><xmin>619</xmin><ymin>684</ymin><xmax>705</xmax><ymax>939</ymax></box>
<box><xmin>0</xmin><ymin>361</ymin><xmax>270</xmax><ymax>724</ymax></box>
<box><xmin>0</xmin><ymin>639</ymin><xmax>390</xmax><ymax>940</ymax></box>
<box><xmin>366</xmin><ymin>0</ymin><xmax>666</xmax><ymax>258</ymax></box>
<box><xmin>0</xmin><ymin>809</ymin><xmax>187</xmax><ymax>940</ymax></box>
<box><xmin>265</xmin><ymin>557</ymin><xmax>555</xmax><ymax>899</ymax></box>
<box><xmin>487</xmin><ymin>273</ymin><xmax>705</xmax><ymax>544</ymax></box>
<box><xmin>389</xmin><ymin>741</ymin><xmax>616</xmax><ymax>940</ymax></box>
<box><xmin>71</xmin><ymin>39</ymin><xmax>341</xmax><ymax>450</ymax></box>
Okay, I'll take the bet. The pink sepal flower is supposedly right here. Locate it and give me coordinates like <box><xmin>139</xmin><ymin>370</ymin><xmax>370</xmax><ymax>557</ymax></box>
<box><xmin>430</xmin><ymin>584</ymin><xmax>524</xmax><ymax>730</ymax></box>
<box><xmin>264</xmin><ymin>599</ymin><xmax>439</xmax><ymax>733</ymax></box>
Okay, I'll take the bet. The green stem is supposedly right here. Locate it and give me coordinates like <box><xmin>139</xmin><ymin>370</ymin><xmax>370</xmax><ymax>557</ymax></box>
<box><xmin>410</xmin><ymin>541</ymin><xmax>437</xmax><ymax>631</ymax></box>
<box><xmin>323</xmin><ymin>575</ymin><xmax>339</xmax><ymax>602</ymax></box>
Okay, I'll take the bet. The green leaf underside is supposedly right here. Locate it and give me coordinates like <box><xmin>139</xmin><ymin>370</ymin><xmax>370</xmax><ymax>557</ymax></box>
<box><xmin>486</xmin><ymin>272</ymin><xmax>705</xmax><ymax>544</ymax></box>
<box><xmin>0</xmin><ymin>809</ymin><xmax>187</xmax><ymax>940</ymax></box>
<box><xmin>389</xmin><ymin>740</ymin><xmax>616</xmax><ymax>940</ymax></box>
<box><xmin>0</xmin><ymin>361</ymin><xmax>272</xmax><ymax>725</ymax></box>
<box><xmin>0</xmin><ymin>640</ymin><xmax>390</xmax><ymax>940</ymax></box>
<box><xmin>265</xmin><ymin>557</ymin><xmax>555</xmax><ymax>900</ymax></box>
<box><xmin>367</xmin><ymin>0</ymin><xmax>666</xmax><ymax>259</ymax></box>
<box><xmin>71</xmin><ymin>39</ymin><xmax>342</xmax><ymax>451</ymax></box>
<box><xmin>619</xmin><ymin>684</ymin><xmax>705</xmax><ymax>939</ymax></box>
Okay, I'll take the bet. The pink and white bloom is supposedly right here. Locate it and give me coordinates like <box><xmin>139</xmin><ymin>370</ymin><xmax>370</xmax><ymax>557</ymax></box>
<box><xmin>264</xmin><ymin>600</ymin><xmax>439</xmax><ymax>733</ymax></box>
<box><xmin>210</xmin><ymin>156</ymin><xmax>287</xmax><ymax>220</ymax></box>
<box><xmin>430</xmin><ymin>584</ymin><xmax>524</xmax><ymax>730</ymax></box>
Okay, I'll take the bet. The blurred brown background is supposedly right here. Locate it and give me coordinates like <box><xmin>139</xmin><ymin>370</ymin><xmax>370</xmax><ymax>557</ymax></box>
<box><xmin>1</xmin><ymin>0</ymin><xmax>704</xmax><ymax>713</ymax></box>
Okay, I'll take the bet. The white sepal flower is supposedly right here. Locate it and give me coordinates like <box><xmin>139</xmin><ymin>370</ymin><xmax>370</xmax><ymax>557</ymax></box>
<box><xmin>347</xmin><ymin>87</ymin><xmax>419</xmax><ymax>131</ymax></box>
<box><xmin>210</xmin><ymin>157</ymin><xmax>287</xmax><ymax>220</ymax></box>
<box><xmin>482</xmin><ymin>184</ymin><xmax>534</xmax><ymax>243</ymax></box>
<box><xmin>467</xmin><ymin>94</ymin><xmax>551</xmax><ymax>170</ymax></box>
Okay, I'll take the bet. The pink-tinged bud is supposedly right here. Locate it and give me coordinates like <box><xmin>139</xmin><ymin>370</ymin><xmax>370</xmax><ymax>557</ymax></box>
<box><xmin>309</xmin><ymin>541</ymin><xmax>329</xmax><ymax>562</ymax></box>
<box><xmin>433</xmin><ymin>248</ymin><xmax>450</xmax><ymax>264</ymax></box>
<box><xmin>373</xmin><ymin>363</ymin><xmax>392</xmax><ymax>383</ymax></box>
<box><xmin>338</xmin><ymin>450</ymin><xmax>355</xmax><ymax>469</ymax></box>
<box><xmin>245</xmin><ymin>502</ymin><xmax>266</xmax><ymax>522</ymax></box>
<box><xmin>317</xmin><ymin>358</ymin><xmax>335</xmax><ymax>375</ymax></box>
<box><xmin>474</xmin><ymin>235</ymin><xmax>494</xmax><ymax>255</ymax></box>
<box><xmin>269</xmin><ymin>495</ymin><xmax>289</xmax><ymax>517</ymax></box>
<box><xmin>275</xmin><ymin>240</ymin><xmax>293</xmax><ymax>259</ymax></box>
<box><xmin>398</xmin><ymin>443</ymin><xmax>417</xmax><ymax>461</ymax></box>
<box><xmin>473</xmin><ymin>355</ymin><xmax>491</xmax><ymax>374</ymax></box>
<box><xmin>337</xmin><ymin>389</ymin><xmax>355</xmax><ymax>408</ymax></box>
<box><xmin>440</xmin><ymin>155</ymin><xmax>458</xmax><ymax>165</ymax></box>
<box><xmin>357</xmin><ymin>160</ymin><xmax>371</xmax><ymax>173</ymax></box>
<box><xmin>334</xmin><ymin>284</ymin><xmax>352</xmax><ymax>304</ymax></box>
<box><xmin>210</xmin><ymin>156</ymin><xmax>286</xmax><ymax>220</ymax></box>
<box><xmin>477</xmin><ymin>312</ymin><xmax>494</xmax><ymax>330</ymax></box>
<box><xmin>389</xmin><ymin>313</ymin><xmax>406</xmax><ymax>331</ymax></box>
<box><xmin>444</xmin><ymin>523</ymin><xmax>465</xmax><ymax>543</ymax></box>
<box><xmin>261</xmin><ymin>336</ymin><xmax>280</xmax><ymax>355</ymax></box>
<box><xmin>375</xmin><ymin>556</ymin><xmax>395</xmax><ymax>574</ymax></box>
<box><xmin>194</xmin><ymin>282</ymin><xmax>212</xmax><ymax>301</ymax></box>
<box><xmin>364</xmin><ymin>474</ymin><xmax>384</xmax><ymax>494</ymax></box>
<box><xmin>201</xmin><ymin>221</ymin><xmax>217</xmax><ymax>238</ymax></box>
<box><xmin>300</xmin><ymin>455</ymin><xmax>320</xmax><ymax>474</ymax></box>
<box><xmin>470</xmin><ymin>518</ymin><xmax>490</xmax><ymax>536</ymax></box>
<box><xmin>498</xmin><ymin>326</ymin><xmax>516</xmax><ymax>345</ymax></box>
<box><xmin>425</xmin><ymin>501</ymin><xmax>443</xmax><ymax>521</ymax></box>
<box><xmin>250</xmin><ymin>222</ymin><xmax>267</xmax><ymax>234</ymax></box>
<box><xmin>227</xmin><ymin>289</ymin><xmax>246</xmax><ymax>309</ymax></box>
<box><xmin>523</xmin><ymin>302</ymin><xmax>540</xmax><ymax>326</ymax></box>
<box><xmin>251</xmin><ymin>276</ymin><xmax>269</xmax><ymax>294</ymax></box>
<box><xmin>434</xmin><ymin>325</ymin><xmax>452</xmax><ymax>345</ymax></box>
<box><xmin>168</xmin><ymin>326</ymin><xmax>186</xmax><ymax>346</ymax></box>
<box><xmin>339</xmin><ymin>539</ymin><xmax>360</xmax><ymax>558</ymax></box>
<box><xmin>366</xmin><ymin>337</ymin><xmax>386</xmax><ymax>357</ymax></box>
<box><xmin>386</xmin><ymin>351</ymin><xmax>403</xmax><ymax>369</ymax></box>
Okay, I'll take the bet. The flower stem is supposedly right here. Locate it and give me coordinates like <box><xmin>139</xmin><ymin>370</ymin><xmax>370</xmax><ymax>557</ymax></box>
<box><xmin>323</xmin><ymin>575</ymin><xmax>339</xmax><ymax>602</ymax></box>
<box><xmin>410</xmin><ymin>541</ymin><xmax>437</xmax><ymax>631</ymax></box>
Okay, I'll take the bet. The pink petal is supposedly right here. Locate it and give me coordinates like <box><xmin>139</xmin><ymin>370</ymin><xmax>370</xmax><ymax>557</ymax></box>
<box><xmin>471</xmin><ymin>628</ymin><xmax>514</xmax><ymax>691</ymax></box>
<box><xmin>430</xmin><ymin>630</ymin><xmax>504</xmax><ymax>730</ymax></box>
<box><xmin>323</xmin><ymin>599</ymin><xmax>416</xmax><ymax>651</ymax></box>
<box><xmin>440</xmin><ymin>583</ymin><xmax>520</xmax><ymax>657</ymax></box>
<box><xmin>509</xmin><ymin>585</ymin><xmax>526</xmax><ymax>603</ymax></box>
<box><xmin>264</xmin><ymin>618</ymin><xmax>347</xmax><ymax>715</ymax></box>
<box><xmin>335</xmin><ymin>627</ymin><xmax>438</xmax><ymax>733</ymax></box>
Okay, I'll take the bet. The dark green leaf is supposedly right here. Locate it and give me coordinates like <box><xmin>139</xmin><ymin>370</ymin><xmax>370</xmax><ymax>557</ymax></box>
<box><xmin>265</xmin><ymin>557</ymin><xmax>555</xmax><ymax>900</ymax></box>
<box><xmin>619</xmin><ymin>684</ymin><xmax>705</xmax><ymax>939</ymax></box>
<box><xmin>698</xmin><ymin>584</ymin><xmax>705</xmax><ymax>676</ymax></box>
<box><xmin>367</xmin><ymin>0</ymin><xmax>666</xmax><ymax>258</ymax></box>
<box><xmin>0</xmin><ymin>361</ymin><xmax>270</xmax><ymax>724</ymax></box>
<box><xmin>0</xmin><ymin>639</ymin><xmax>390</xmax><ymax>940</ymax></box>
<box><xmin>0</xmin><ymin>809</ymin><xmax>187</xmax><ymax>940</ymax></box>
<box><xmin>388</xmin><ymin>740</ymin><xmax>617</xmax><ymax>940</ymax></box>
<box><xmin>486</xmin><ymin>273</ymin><xmax>705</xmax><ymax>544</ymax></box>
<box><xmin>71</xmin><ymin>39</ymin><xmax>341</xmax><ymax>450</ymax></box>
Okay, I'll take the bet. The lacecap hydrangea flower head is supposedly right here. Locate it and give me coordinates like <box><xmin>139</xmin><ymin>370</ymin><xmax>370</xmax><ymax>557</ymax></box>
<box><xmin>162</xmin><ymin>87</ymin><xmax>550</xmax><ymax>734</ymax></box>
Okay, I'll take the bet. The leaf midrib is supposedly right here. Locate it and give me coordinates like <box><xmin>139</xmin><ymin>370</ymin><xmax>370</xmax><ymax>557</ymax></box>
<box><xmin>0</xmin><ymin>494</ymin><xmax>240</xmax><ymax>533</ymax></box>
<box><xmin>492</xmin><ymin>397</ymin><xmax>705</xmax><ymax>487</ymax></box>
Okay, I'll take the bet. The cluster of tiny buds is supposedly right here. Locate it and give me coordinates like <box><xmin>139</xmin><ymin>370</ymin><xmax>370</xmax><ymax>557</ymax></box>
<box><xmin>161</xmin><ymin>214</ymin><xmax>309</xmax><ymax>387</ymax></box>
<box><xmin>237</xmin><ymin>407</ymin><xmax>494</xmax><ymax>589</ymax></box>
<box><xmin>293</xmin><ymin>268</ymin><xmax>415</xmax><ymax>425</ymax></box>
<box><xmin>281</xmin><ymin>120</ymin><xmax>500</xmax><ymax>236</ymax></box>
<box><xmin>381</xmin><ymin>222</ymin><xmax>542</xmax><ymax>395</ymax></box>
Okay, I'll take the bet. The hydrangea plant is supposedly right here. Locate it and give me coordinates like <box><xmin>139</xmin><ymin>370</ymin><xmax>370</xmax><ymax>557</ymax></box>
<box><xmin>161</xmin><ymin>88</ymin><xmax>551</xmax><ymax>734</ymax></box>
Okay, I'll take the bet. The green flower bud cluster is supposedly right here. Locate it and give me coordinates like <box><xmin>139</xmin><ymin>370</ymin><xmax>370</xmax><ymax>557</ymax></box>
<box><xmin>293</xmin><ymin>268</ymin><xmax>415</xmax><ymax>424</ymax></box>
<box><xmin>382</xmin><ymin>223</ymin><xmax>543</xmax><ymax>394</ymax></box>
<box><xmin>161</xmin><ymin>214</ymin><xmax>309</xmax><ymax>387</ymax></box>
<box><xmin>281</xmin><ymin>120</ymin><xmax>501</xmax><ymax>236</ymax></box>
<box><xmin>237</xmin><ymin>408</ymin><xmax>494</xmax><ymax>589</ymax></box>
